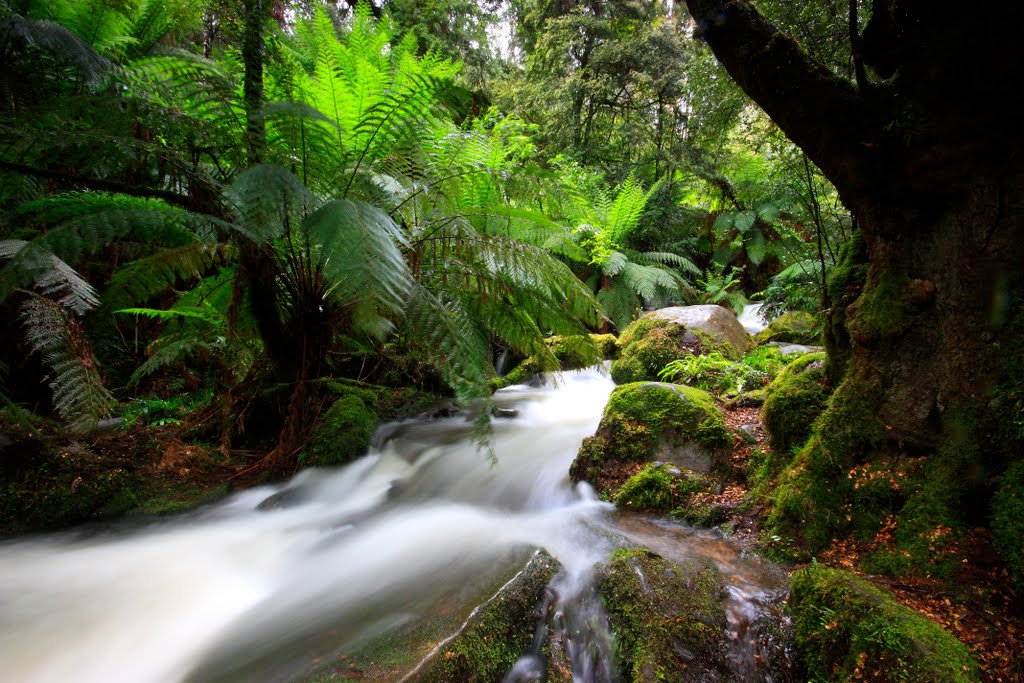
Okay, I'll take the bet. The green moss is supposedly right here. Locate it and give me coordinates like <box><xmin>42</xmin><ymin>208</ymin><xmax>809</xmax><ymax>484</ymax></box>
<box><xmin>590</xmin><ymin>333</ymin><xmax>620</xmax><ymax>360</ymax></box>
<box><xmin>300</xmin><ymin>393</ymin><xmax>378</xmax><ymax>468</ymax></box>
<box><xmin>823</xmin><ymin>233</ymin><xmax>868</xmax><ymax>385</ymax></box>
<box><xmin>614</xmin><ymin>464</ymin><xmax>705</xmax><ymax>512</ymax></box>
<box><xmin>599</xmin><ymin>547</ymin><xmax>728</xmax><ymax>682</ymax></box>
<box><xmin>754</xmin><ymin>311</ymin><xmax>820</xmax><ymax>346</ymax></box>
<box><xmin>414</xmin><ymin>551</ymin><xmax>560</xmax><ymax>682</ymax></box>
<box><xmin>789</xmin><ymin>564</ymin><xmax>979</xmax><ymax>682</ymax></box>
<box><xmin>847</xmin><ymin>269</ymin><xmax>914</xmax><ymax>344</ymax></box>
<box><xmin>611</xmin><ymin>318</ymin><xmax>687</xmax><ymax>384</ymax></box>
<box><xmin>761</xmin><ymin>352</ymin><xmax>831</xmax><ymax>457</ymax></box>
<box><xmin>492</xmin><ymin>335</ymin><xmax>611</xmax><ymax>390</ymax></box>
<box><xmin>300</xmin><ymin>381</ymin><xmax>435</xmax><ymax>468</ymax></box>
<box><xmin>992</xmin><ymin>461</ymin><xmax>1024</xmax><ymax>588</ymax></box>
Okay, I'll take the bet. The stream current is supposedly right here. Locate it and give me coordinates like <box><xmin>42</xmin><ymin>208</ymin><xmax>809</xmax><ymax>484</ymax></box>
<box><xmin>0</xmin><ymin>366</ymin><xmax>785</xmax><ymax>683</ymax></box>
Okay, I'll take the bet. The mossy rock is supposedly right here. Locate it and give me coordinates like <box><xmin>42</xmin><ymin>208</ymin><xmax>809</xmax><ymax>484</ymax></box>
<box><xmin>761</xmin><ymin>352</ymin><xmax>831</xmax><ymax>458</ymax></box>
<box><xmin>491</xmin><ymin>335</ymin><xmax>612</xmax><ymax>390</ymax></box>
<box><xmin>410</xmin><ymin>550</ymin><xmax>561</xmax><ymax>682</ymax></box>
<box><xmin>789</xmin><ymin>564</ymin><xmax>980</xmax><ymax>682</ymax></box>
<box><xmin>611</xmin><ymin>307</ymin><xmax>750</xmax><ymax>385</ymax></box>
<box><xmin>754</xmin><ymin>311</ymin><xmax>820</xmax><ymax>346</ymax></box>
<box><xmin>599</xmin><ymin>547</ymin><xmax>730</xmax><ymax>682</ymax></box>
<box><xmin>569</xmin><ymin>383</ymin><xmax>731</xmax><ymax>498</ymax></box>
<box><xmin>300</xmin><ymin>381</ymin><xmax>435</xmax><ymax>468</ymax></box>
<box><xmin>614</xmin><ymin>463</ymin><xmax>711</xmax><ymax>513</ymax></box>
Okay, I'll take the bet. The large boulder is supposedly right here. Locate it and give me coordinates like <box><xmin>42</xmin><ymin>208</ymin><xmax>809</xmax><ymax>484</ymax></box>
<box><xmin>789</xmin><ymin>564</ymin><xmax>979</xmax><ymax>682</ymax></box>
<box><xmin>611</xmin><ymin>306</ymin><xmax>752</xmax><ymax>384</ymax></box>
<box><xmin>599</xmin><ymin>547</ymin><xmax>731</xmax><ymax>682</ymax></box>
<box><xmin>569</xmin><ymin>382</ymin><xmax>731</xmax><ymax>498</ymax></box>
<box><xmin>753</xmin><ymin>311</ymin><xmax>820</xmax><ymax>346</ymax></box>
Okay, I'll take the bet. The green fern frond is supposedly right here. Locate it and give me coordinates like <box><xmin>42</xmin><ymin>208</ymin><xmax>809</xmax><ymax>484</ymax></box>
<box><xmin>305</xmin><ymin>198</ymin><xmax>413</xmax><ymax>337</ymax></box>
<box><xmin>114</xmin><ymin>305</ymin><xmax>224</xmax><ymax>325</ymax></box>
<box><xmin>598</xmin><ymin>283</ymin><xmax>641</xmax><ymax>332</ymax></box>
<box><xmin>228</xmin><ymin>166</ymin><xmax>311</xmax><ymax>244</ymax></box>
<box><xmin>20</xmin><ymin>293</ymin><xmax>114</xmax><ymax>431</ymax></box>
<box><xmin>0</xmin><ymin>239</ymin><xmax>99</xmax><ymax>314</ymax></box>
<box><xmin>635</xmin><ymin>251</ymin><xmax>701</xmax><ymax>275</ymax></box>
<box><xmin>620</xmin><ymin>262</ymin><xmax>684</xmax><ymax>302</ymax></box>
<box><xmin>103</xmin><ymin>242</ymin><xmax>234</xmax><ymax>312</ymax></box>
<box><xmin>1</xmin><ymin>15</ymin><xmax>111</xmax><ymax>84</ymax></box>
<box><xmin>126</xmin><ymin>331</ymin><xmax>219</xmax><ymax>386</ymax></box>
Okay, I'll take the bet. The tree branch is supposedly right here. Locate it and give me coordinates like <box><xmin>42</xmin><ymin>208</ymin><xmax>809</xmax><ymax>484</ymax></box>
<box><xmin>684</xmin><ymin>0</ymin><xmax>873</xmax><ymax>203</ymax></box>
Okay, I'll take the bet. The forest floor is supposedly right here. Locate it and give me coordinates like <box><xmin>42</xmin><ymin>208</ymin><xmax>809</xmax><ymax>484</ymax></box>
<box><xmin>715</xmin><ymin>400</ymin><xmax>1024</xmax><ymax>683</ymax></box>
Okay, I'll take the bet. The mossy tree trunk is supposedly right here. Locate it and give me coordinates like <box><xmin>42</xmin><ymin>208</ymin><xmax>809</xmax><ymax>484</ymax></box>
<box><xmin>685</xmin><ymin>0</ymin><xmax>1024</xmax><ymax>547</ymax></box>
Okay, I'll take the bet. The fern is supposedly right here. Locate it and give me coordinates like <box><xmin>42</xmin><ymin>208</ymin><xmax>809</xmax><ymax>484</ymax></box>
<box><xmin>21</xmin><ymin>293</ymin><xmax>115</xmax><ymax>431</ymax></box>
<box><xmin>0</xmin><ymin>239</ymin><xmax>99</xmax><ymax>314</ymax></box>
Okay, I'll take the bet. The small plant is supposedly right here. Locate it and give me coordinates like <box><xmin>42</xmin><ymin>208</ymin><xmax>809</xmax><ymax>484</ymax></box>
<box><xmin>740</xmin><ymin>346</ymin><xmax>787</xmax><ymax>380</ymax></box>
<box><xmin>697</xmin><ymin>264</ymin><xmax>747</xmax><ymax>314</ymax></box>
<box><xmin>658</xmin><ymin>352</ymin><xmax>768</xmax><ymax>394</ymax></box>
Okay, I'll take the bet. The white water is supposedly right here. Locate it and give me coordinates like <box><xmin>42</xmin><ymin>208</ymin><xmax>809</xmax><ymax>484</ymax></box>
<box><xmin>738</xmin><ymin>302</ymin><xmax>769</xmax><ymax>335</ymax></box>
<box><xmin>0</xmin><ymin>367</ymin><xmax>784</xmax><ymax>683</ymax></box>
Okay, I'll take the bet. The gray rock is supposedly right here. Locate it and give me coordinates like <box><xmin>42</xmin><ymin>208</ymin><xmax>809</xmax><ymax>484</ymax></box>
<box><xmin>738</xmin><ymin>423</ymin><xmax>762</xmax><ymax>444</ymax></box>
<box><xmin>768</xmin><ymin>342</ymin><xmax>823</xmax><ymax>357</ymax></box>
<box><xmin>645</xmin><ymin>305</ymin><xmax>753</xmax><ymax>355</ymax></box>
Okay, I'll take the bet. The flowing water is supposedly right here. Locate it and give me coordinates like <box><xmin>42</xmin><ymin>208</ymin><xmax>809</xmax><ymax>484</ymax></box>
<box><xmin>0</xmin><ymin>367</ymin><xmax>785</xmax><ymax>683</ymax></box>
<box><xmin>738</xmin><ymin>302</ymin><xmax>769</xmax><ymax>335</ymax></box>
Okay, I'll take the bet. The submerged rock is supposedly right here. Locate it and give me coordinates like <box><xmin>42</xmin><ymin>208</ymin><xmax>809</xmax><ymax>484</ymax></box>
<box><xmin>611</xmin><ymin>306</ymin><xmax>752</xmax><ymax>384</ymax></box>
<box><xmin>598</xmin><ymin>547</ymin><xmax>732</xmax><ymax>682</ymax></box>
<box><xmin>789</xmin><ymin>564</ymin><xmax>980</xmax><ymax>682</ymax></box>
<box><xmin>570</xmin><ymin>382</ymin><xmax>731</xmax><ymax>499</ymax></box>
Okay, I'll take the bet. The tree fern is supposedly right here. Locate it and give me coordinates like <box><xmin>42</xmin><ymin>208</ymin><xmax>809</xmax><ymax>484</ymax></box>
<box><xmin>20</xmin><ymin>293</ymin><xmax>115</xmax><ymax>431</ymax></box>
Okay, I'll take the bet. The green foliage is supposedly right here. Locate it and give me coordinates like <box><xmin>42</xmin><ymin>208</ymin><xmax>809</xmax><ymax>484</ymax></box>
<box><xmin>992</xmin><ymin>462</ymin><xmax>1024</xmax><ymax>588</ymax></box>
<box><xmin>599</xmin><ymin>548</ymin><xmax>728</xmax><ymax>682</ymax></box>
<box><xmin>789</xmin><ymin>564</ymin><xmax>979</xmax><ymax>683</ymax></box>
<box><xmin>761</xmin><ymin>352</ymin><xmax>829</xmax><ymax>457</ymax></box>
<box><xmin>658</xmin><ymin>351</ymin><xmax>768</xmax><ymax>395</ymax></box>
<box><xmin>20</xmin><ymin>293</ymin><xmax>115</xmax><ymax>432</ymax></box>
<box><xmin>696</xmin><ymin>264</ymin><xmax>746</xmax><ymax>314</ymax></box>
<box><xmin>754</xmin><ymin>310</ymin><xmax>820</xmax><ymax>346</ymax></box>
<box><xmin>614</xmin><ymin>464</ymin><xmax>678</xmax><ymax>512</ymax></box>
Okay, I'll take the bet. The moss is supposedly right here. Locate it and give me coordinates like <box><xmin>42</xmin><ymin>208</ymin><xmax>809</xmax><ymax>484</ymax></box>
<box><xmin>992</xmin><ymin>461</ymin><xmax>1024</xmax><ymax>588</ymax></box>
<box><xmin>599</xmin><ymin>547</ymin><xmax>728</xmax><ymax>682</ymax></box>
<box><xmin>614</xmin><ymin>463</ymin><xmax>709</xmax><ymax>513</ymax></box>
<box><xmin>570</xmin><ymin>383</ymin><xmax>729</xmax><ymax>499</ymax></box>
<box><xmin>492</xmin><ymin>335</ymin><xmax>611</xmax><ymax>390</ymax></box>
<box><xmin>611</xmin><ymin>318</ymin><xmax>688</xmax><ymax>384</ymax></box>
<box><xmin>761</xmin><ymin>352</ymin><xmax>831</xmax><ymax>457</ymax></box>
<box><xmin>823</xmin><ymin>233</ymin><xmax>868</xmax><ymax>385</ymax></box>
<box><xmin>414</xmin><ymin>550</ymin><xmax>560</xmax><ymax>682</ymax></box>
<box><xmin>789</xmin><ymin>564</ymin><xmax>979</xmax><ymax>682</ymax></box>
<box><xmin>610</xmin><ymin>315</ymin><xmax>748</xmax><ymax>385</ymax></box>
<box><xmin>754</xmin><ymin>311</ymin><xmax>820</xmax><ymax>346</ymax></box>
<box><xmin>590</xmin><ymin>333</ymin><xmax>620</xmax><ymax>360</ymax></box>
<box><xmin>300</xmin><ymin>393</ymin><xmax>378</xmax><ymax>468</ymax></box>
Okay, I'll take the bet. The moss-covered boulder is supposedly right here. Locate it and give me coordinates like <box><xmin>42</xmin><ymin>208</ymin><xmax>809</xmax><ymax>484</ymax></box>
<box><xmin>569</xmin><ymin>383</ymin><xmax>731</xmax><ymax>498</ymax></box>
<box><xmin>410</xmin><ymin>550</ymin><xmax>561</xmax><ymax>682</ymax></box>
<box><xmin>611</xmin><ymin>307</ymin><xmax>751</xmax><ymax>384</ymax></box>
<box><xmin>754</xmin><ymin>311</ymin><xmax>820</xmax><ymax>346</ymax></box>
<box><xmin>492</xmin><ymin>334</ymin><xmax>616</xmax><ymax>390</ymax></box>
<box><xmin>300</xmin><ymin>381</ymin><xmax>434</xmax><ymax>468</ymax></box>
<box><xmin>761</xmin><ymin>352</ymin><xmax>831</xmax><ymax>458</ymax></box>
<box><xmin>614</xmin><ymin>463</ymin><xmax>711</xmax><ymax>513</ymax></box>
<box><xmin>599</xmin><ymin>547</ymin><xmax>730</xmax><ymax>682</ymax></box>
<box><xmin>789</xmin><ymin>564</ymin><xmax>980</xmax><ymax>682</ymax></box>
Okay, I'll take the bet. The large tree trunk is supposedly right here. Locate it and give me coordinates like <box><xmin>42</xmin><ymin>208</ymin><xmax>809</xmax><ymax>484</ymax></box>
<box><xmin>684</xmin><ymin>0</ymin><xmax>1024</xmax><ymax>550</ymax></box>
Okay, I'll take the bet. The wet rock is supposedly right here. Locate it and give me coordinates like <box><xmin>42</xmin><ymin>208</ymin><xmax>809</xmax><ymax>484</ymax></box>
<box><xmin>611</xmin><ymin>307</ymin><xmax>752</xmax><ymax>385</ymax></box>
<box><xmin>492</xmin><ymin>407</ymin><xmax>519</xmax><ymax>419</ymax></box>
<box><xmin>598</xmin><ymin>547</ymin><xmax>733</xmax><ymax>682</ymax></box>
<box><xmin>768</xmin><ymin>342</ymin><xmax>823</xmax><ymax>356</ymax></box>
<box><xmin>754</xmin><ymin>311</ymin><xmax>819</xmax><ymax>346</ymax></box>
<box><xmin>570</xmin><ymin>382</ymin><xmax>731</xmax><ymax>498</ymax></box>
<box><xmin>491</xmin><ymin>335</ymin><xmax>615</xmax><ymax>391</ymax></box>
<box><xmin>409</xmin><ymin>550</ymin><xmax>562</xmax><ymax>683</ymax></box>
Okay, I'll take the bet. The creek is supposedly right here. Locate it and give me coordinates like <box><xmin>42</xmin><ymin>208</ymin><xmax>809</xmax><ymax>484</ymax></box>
<box><xmin>0</xmin><ymin>367</ymin><xmax>786</xmax><ymax>683</ymax></box>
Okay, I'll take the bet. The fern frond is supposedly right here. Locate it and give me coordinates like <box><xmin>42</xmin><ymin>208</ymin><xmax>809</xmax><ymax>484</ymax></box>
<box><xmin>20</xmin><ymin>293</ymin><xmax>114</xmax><ymax>431</ymax></box>
<box><xmin>227</xmin><ymin>166</ymin><xmax>311</xmax><ymax>244</ymax></box>
<box><xmin>305</xmin><ymin>198</ymin><xmax>413</xmax><ymax>338</ymax></box>
<box><xmin>620</xmin><ymin>261</ymin><xmax>684</xmax><ymax>302</ymax></box>
<box><xmin>126</xmin><ymin>331</ymin><xmax>219</xmax><ymax>386</ymax></box>
<box><xmin>598</xmin><ymin>282</ymin><xmax>641</xmax><ymax>332</ymax></box>
<box><xmin>103</xmin><ymin>242</ymin><xmax>235</xmax><ymax>312</ymax></box>
<box><xmin>0</xmin><ymin>239</ymin><xmax>99</xmax><ymax>314</ymax></box>
<box><xmin>1</xmin><ymin>15</ymin><xmax>111</xmax><ymax>84</ymax></box>
<box><xmin>635</xmin><ymin>251</ymin><xmax>701</xmax><ymax>275</ymax></box>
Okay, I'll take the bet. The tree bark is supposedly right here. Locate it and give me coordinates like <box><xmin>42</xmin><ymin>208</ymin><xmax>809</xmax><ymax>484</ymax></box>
<box><xmin>684</xmin><ymin>0</ymin><xmax>1024</xmax><ymax>546</ymax></box>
